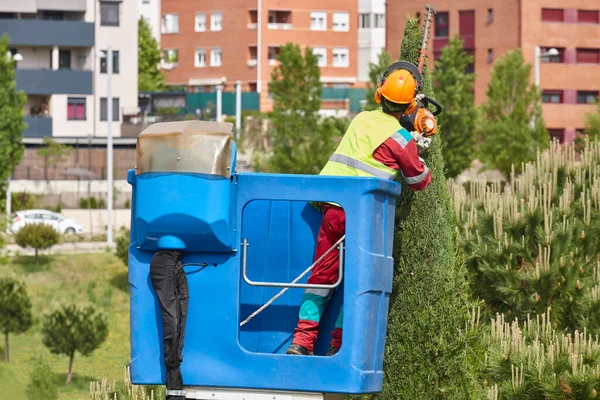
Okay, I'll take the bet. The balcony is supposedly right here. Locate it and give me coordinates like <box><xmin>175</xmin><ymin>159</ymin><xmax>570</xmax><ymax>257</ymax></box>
<box><xmin>268</xmin><ymin>10</ymin><xmax>292</xmax><ymax>30</ymax></box>
<box><xmin>16</xmin><ymin>69</ymin><xmax>93</xmax><ymax>95</ymax></box>
<box><xmin>0</xmin><ymin>19</ymin><xmax>94</xmax><ymax>47</ymax></box>
<box><xmin>36</xmin><ymin>0</ymin><xmax>87</xmax><ymax>12</ymax></box>
<box><xmin>267</xmin><ymin>23</ymin><xmax>292</xmax><ymax>30</ymax></box>
<box><xmin>23</xmin><ymin>116</ymin><xmax>53</xmax><ymax>138</ymax></box>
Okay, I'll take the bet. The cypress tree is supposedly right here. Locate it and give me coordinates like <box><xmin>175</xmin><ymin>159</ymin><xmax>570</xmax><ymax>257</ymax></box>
<box><xmin>376</xmin><ymin>16</ymin><xmax>477</xmax><ymax>399</ymax></box>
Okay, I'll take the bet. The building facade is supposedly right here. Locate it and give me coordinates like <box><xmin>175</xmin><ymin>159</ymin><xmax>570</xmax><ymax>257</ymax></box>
<box><xmin>0</xmin><ymin>0</ymin><xmax>138</xmax><ymax>141</ymax></box>
<box><xmin>386</xmin><ymin>0</ymin><xmax>600</xmax><ymax>143</ymax></box>
<box><xmin>159</xmin><ymin>0</ymin><xmax>362</xmax><ymax>110</ymax></box>
<box><xmin>138</xmin><ymin>0</ymin><xmax>161</xmax><ymax>41</ymax></box>
<box><xmin>358</xmin><ymin>0</ymin><xmax>386</xmax><ymax>82</ymax></box>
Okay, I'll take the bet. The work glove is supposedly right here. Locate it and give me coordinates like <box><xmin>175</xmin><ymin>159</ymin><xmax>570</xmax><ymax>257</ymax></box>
<box><xmin>411</xmin><ymin>131</ymin><xmax>431</xmax><ymax>153</ymax></box>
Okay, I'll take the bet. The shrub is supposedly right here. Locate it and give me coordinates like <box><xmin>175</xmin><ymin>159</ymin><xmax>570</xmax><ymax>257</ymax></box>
<box><xmin>90</xmin><ymin>367</ymin><xmax>166</xmax><ymax>400</ymax></box>
<box><xmin>115</xmin><ymin>228</ymin><xmax>130</xmax><ymax>266</ymax></box>
<box><xmin>14</xmin><ymin>223</ymin><xmax>60</xmax><ymax>264</ymax></box>
<box><xmin>26</xmin><ymin>357</ymin><xmax>58</xmax><ymax>400</ymax></box>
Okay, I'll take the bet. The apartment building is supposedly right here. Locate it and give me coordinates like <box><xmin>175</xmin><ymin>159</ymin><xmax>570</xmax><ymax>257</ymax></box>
<box><xmin>358</xmin><ymin>0</ymin><xmax>386</xmax><ymax>82</ymax></box>
<box><xmin>0</xmin><ymin>0</ymin><xmax>139</xmax><ymax>180</ymax></box>
<box><xmin>386</xmin><ymin>0</ymin><xmax>600</xmax><ymax>143</ymax></box>
<box><xmin>139</xmin><ymin>0</ymin><xmax>161</xmax><ymax>41</ymax></box>
<box><xmin>159</xmin><ymin>0</ymin><xmax>360</xmax><ymax>110</ymax></box>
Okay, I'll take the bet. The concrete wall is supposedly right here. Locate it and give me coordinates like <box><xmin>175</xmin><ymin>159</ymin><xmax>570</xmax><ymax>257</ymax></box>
<box><xmin>62</xmin><ymin>208</ymin><xmax>131</xmax><ymax>234</ymax></box>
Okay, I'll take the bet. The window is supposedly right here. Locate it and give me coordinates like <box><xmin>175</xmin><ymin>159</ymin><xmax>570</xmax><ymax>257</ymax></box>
<box><xmin>311</xmin><ymin>11</ymin><xmax>327</xmax><ymax>30</ymax></box>
<box><xmin>162</xmin><ymin>14</ymin><xmax>179</xmax><ymax>33</ymax></box>
<box><xmin>577</xmin><ymin>91</ymin><xmax>599</xmax><ymax>104</ymax></box>
<box><xmin>459</xmin><ymin>10</ymin><xmax>475</xmax><ymax>37</ymax></box>
<box><xmin>359</xmin><ymin>13</ymin><xmax>370</xmax><ymax>28</ymax></box>
<box><xmin>578</xmin><ymin>10</ymin><xmax>600</xmax><ymax>23</ymax></box>
<box><xmin>541</xmin><ymin>47</ymin><xmax>565</xmax><ymax>63</ymax></box>
<box><xmin>100</xmin><ymin>50</ymin><xmax>120</xmax><ymax>74</ymax></box>
<box><xmin>542</xmin><ymin>90</ymin><xmax>564</xmax><ymax>103</ymax></box>
<box><xmin>100</xmin><ymin>2</ymin><xmax>119</xmax><ymax>26</ymax></box>
<box><xmin>100</xmin><ymin>98</ymin><xmax>120</xmax><ymax>121</ymax></box>
<box><xmin>548</xmin><ymin>129</ymin><xmax>565</xmax><ymax>143</ymax></box>
<box><xmin>43</xmin><ymin>11</ymin><xmax>65</xmax><ymax>20</ymax></box>
<box><xmin>333</xmin><ymin>47</ymin><xmax>349</xmax><ymax>67</ymax></box>
<box><xmin>542</xmin><ymin>8</ymin><xmax>564</xmax><ymax>22</ymax></box>
<box><xmin>195</xmin><ymin>48</ymin><xmax>206</xmax><ymax>67</ymax></box>
<box><xmin>374</xmin><ymin>13</ymin><xmax>385</xmax><ymax>28</ymax></box>
<box><xmin>487</xmin><ymin>8</ymin><xmax>494</xmax><ymax>23</ymax></box>
<box><xmin>58</xmin><ymin>50</ymin><xmax>71</xmax><ymax>69</ymax></box>
<box><xmin>333</xmin><ymin>12</ymin><xmax>349</xmax><ymax>31</ymax></box>
<box><xmin>487</xmin><ymin>49</ymin><xmax>493</xmax><ymax>63</ymax></box>
<box><xmin>435</xmin><ymin>12</ymin><xmax>449</xmax><ymax>37</ymax></box>
<box><xmin>195</xmin><ymin>13</ymin><xmax>206</xmax><ymax>31</ymax></box>
<box><xmin>433</xmin><ymin>51</ymin><xmax>441</xmax><ymax>61</ymax></box>
<box><xmin>162</xmin><ymin>49</ymin><xmax>178</xmax><ymax>63</ymax></box>
<box><xmin>576</xmin><ymin>48</ymin><xmax>600</xmax><ymax>63</ymax></box>
<box><xmin>142</xmin><ymin>0</ymin><xmax>150</xmax><ymax>4</ymax></box>
<box><xmin>312</xmin><ymin>47</ymin><xmax>327</xmax><ymax>67</ymax></box>
<box><xmin>211</xmin><ymin>47</ymin><xmax>222</xmax><ymax>66</ymax></box>
<box><xmin>67</xmin><ymin>97</ymin><xmax>86</xmax><ymax>121</ymax></box>
<box><xmin>465</xmin><ymin>49</ymin><xmax>474</xmax><ymax>73</ymax></box>
<box><xmin>268</xmin><ymin>46</ymin><xmax>280</xmax><ymax>65</ymax></box>
<box><xmin>211</xmin><ymin>11</ymin><xmax>222</xmax><ymax>31</ymax></box>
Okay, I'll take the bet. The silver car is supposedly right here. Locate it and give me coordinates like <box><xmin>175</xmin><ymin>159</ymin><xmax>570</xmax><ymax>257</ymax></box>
<box><xmin>9</xmin><ymin>209</ymin><xmax>83</xmax><ymax>235</ymax></box>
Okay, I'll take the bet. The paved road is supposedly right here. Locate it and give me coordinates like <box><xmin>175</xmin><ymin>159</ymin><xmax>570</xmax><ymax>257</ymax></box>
<box><xmin>4</xmin><ymin>241</ymin><xmax>112</xmax><ymax>256</ymax></box>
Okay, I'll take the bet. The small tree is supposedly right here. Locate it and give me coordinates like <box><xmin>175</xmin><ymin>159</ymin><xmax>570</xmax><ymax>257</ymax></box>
<box><xmin>26</xmin><ymin>357</ymin><xmax>58</xmax><ymax>400</ymax></box>
<box><xmin>0</xmin><ymin>34</ymin><xmax>27</xmax><ymax>184</ymax></box>
<box><xmin>432</xmin><ymin>36</ymin><xmax>478</xmax><ymax>178</ymax></box>
<box><xmin>42</xmin><ymin>303</ymin><xmax>108</xmax><ymax>384</ymax></box>
<box><xmin>478</xmin><ymin>49</ymin><xmax>548</xmax><ymax>177</ymax></box>
<box><xmin>115</xmin><ymin>228</ymin><xmax>130</xmax><ymax>266</ymax></box>
<box><xmin>36</xmin><ymin>137</ymin><xmax>73</xmax><ymax>181</ymax></box>
<box><xmin>138</xmin><ymin>17</ymin><xmax>165</xmax><ymax>91</ymax></box>
<box><xmin>14</xmin><ymin>223</ymin><xmax>60</xmax><ymax>264</ymax></box>
<box><xmin>584</xmin><ymin>99</ymin><xmax>600</xmax><ymax>141</ymax></box>
<box><xmin>364</xmin><ymin>50</ymin><xmax>393</xmax><ymax>111</ymax></box>
<box><xmin>0</xmin><ymin>277</ymin><xmax>33</xmax><ymax>361</ymax></box>
<box><xmin>266</xmin><ymin>43</ymin><xmax>341</xmax><ymax>174</ymax></box>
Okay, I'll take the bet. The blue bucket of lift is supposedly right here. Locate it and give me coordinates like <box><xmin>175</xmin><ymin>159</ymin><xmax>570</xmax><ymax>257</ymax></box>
<box><xmin>128</xmin><ymin>120</ymin><xmax>402</xmax><ymax>395</ymax></box>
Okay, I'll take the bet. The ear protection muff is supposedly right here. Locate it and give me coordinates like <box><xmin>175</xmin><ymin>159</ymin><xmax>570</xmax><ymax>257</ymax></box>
<box><xmin>374</xmin><ymin>61</ymin><xmax>423</xmax><ymax>108</ymax></box>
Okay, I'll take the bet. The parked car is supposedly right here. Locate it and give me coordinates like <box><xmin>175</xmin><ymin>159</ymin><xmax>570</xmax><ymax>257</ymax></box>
<box><xmin>9</xmin><ymin>209</ymin><xmax>83</xmax><ymax>235</ymax></box>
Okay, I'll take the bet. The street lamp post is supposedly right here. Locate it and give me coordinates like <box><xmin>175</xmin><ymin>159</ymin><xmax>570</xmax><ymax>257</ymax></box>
<box><xmin>97</xmin><ymin>47</ymin><xmax>114</xmax><ymax>247</ymax></box>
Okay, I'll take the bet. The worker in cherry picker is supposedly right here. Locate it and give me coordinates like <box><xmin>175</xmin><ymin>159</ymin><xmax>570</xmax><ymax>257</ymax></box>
<box><xmin>287</xmin><ymin>64</ymin><xmax>433</xmax><ymax>356</ymax></box>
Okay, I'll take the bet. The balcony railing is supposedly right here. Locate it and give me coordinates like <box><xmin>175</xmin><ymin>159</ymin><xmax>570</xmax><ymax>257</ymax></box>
<box><xmin>267</xmin><ymin>23</ymin><xmax>292</xmax><ymax>30</ymax></box>
<box><xmin>23</xmin><ymin>116</ymin><xmax>53</xmax><ymax>138</ymax></box>
<box><xmin>0</xmin><ymin>19</ymin><xmax>94</xmax><ymax>47</ymax></box>
<box><xmin>16</xmin><ymin>69</ymin><xmax>93</xmax><ymax>95</ymax></box>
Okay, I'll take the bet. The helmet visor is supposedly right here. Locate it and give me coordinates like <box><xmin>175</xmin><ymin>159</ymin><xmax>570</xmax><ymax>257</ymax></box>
<box><xmin>381</xmin><ymin>97</ymin><xmax>409</xmax><ymax>114</ymax></box>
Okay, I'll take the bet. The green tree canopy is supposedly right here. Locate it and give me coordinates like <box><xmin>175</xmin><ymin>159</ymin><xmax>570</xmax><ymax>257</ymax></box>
<box><xmin>14</xmin><ymin>223</ymin><xmax>60</xmax><ymax>264</ymax></box>
<box><xmin>376</xmin><ymin>16</ymin><xmax>477</xmax><ymax>399</ymax></box>
<box><xmin>41</xmin><ymin>303</ymin><xmax>108</xmax><ymax>384</ymax></box>
<box><xmin>138</xmin><ymin>17</ymin><xmax>165</xmax><ymax>92</ymax></box>
<box><xmin>265</xmin><ymin>43</ymin><xmax>341</xmax><ymax>174</ymax></box>
<box><xmin>0</xmin><ymin>277</ymin><xmax>33</xmax><ymax>362</ymax></box>
<box><xmin>0</xmin><ymin>34</ymin><xmax>27</xmax><ymax>183</ymax></box>
<box><xmin>365</xmin><ymin>50</ymin><xmax>393</xmax><ymax>111</ymax></box>
<box><xmin>432</xmin><ymin>36</ymin><xmax>477</xmax><ymax>178</ymax></box>
<box><xmin>478</xmin><ymin>49</ymin><xmax>548</xmax><ymax>178</ymax></box>
<box><xmin>584</xmin><ymin>99</ymin><xmax>600</xmax><ymax>140</ymax></box>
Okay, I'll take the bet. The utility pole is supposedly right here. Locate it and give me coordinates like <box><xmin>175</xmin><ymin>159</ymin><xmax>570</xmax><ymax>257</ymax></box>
<box><xmin>106</xmin><ymin>46</ymin><xmax>113</xmax><ymax>247</ymax></box>
<box><xmin>235</xmin><ymin>81</ymin><xmax>242</xmax><ymax>139</ymax></box>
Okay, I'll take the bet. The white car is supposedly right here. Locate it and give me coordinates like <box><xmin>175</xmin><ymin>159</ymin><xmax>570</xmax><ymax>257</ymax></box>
<box><xmin>10</xmin><ymin>209</ymin><xmax>83</xmax><ymax>235</ymax></box>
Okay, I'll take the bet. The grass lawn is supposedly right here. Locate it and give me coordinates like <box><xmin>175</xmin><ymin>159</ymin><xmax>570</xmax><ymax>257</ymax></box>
<box><xmin>0</xmin><ymin>252</ymin><xmax>131</xmax><ymax>400</ymax></box>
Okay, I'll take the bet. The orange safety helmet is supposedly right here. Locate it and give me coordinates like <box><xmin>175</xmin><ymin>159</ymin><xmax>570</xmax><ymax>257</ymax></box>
<box><xmin>374</xmin><ymin>61</ymin><xmax>423</xmax><ymax>114</ymax></box>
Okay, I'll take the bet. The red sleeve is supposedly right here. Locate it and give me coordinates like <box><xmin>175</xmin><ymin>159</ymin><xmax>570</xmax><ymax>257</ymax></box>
<box><xmin>373</xmin><ymin>135</ymin><xmax>431</xmax><ymax>191</ymax></box>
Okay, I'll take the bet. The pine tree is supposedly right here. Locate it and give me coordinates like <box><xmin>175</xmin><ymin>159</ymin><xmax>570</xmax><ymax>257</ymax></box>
<box><xmin>365</xmin><ymin>50</ymin><xmax>392</xmax><ymax>111</ymax></box>
<box><xmin>138</xmin><ymin>17</ymin><xmax>165</xmax><ymax>92</ymax></box>
<box><xmin>265</xmin><ymin>43</ymin><xmax>340</xmax><ymax>174</ymax></box>
<box><xmin>376</xmin><ymin>16</ymin><xmax>477</xmax><ymax>399</ymax></box>
<box><xmin>0</xmin><ymin>34</ymin><xmax>27</xmax><ymax>184</ymax></box>
<box><xmin>479</xmin><ymin>50</ymin><xmax>548</xmax><ymax>178</ymax></box>
<box><xmin>432</xmin><ymin>36</ymin><xmax>477</xmax><ymax>178</ymax></box>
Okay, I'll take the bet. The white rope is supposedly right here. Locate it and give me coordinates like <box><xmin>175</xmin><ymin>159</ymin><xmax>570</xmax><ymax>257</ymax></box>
<box><xmin>239</xmin><ymin>235</ymin><xmax>346</xmax><ymax>327</ymax></box>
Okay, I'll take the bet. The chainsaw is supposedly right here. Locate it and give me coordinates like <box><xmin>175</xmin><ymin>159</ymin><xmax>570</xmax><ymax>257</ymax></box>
<box><xmin>394</xmin><ymin>4</ymin><xmax>443</xmax><ymax>151</ymax></box>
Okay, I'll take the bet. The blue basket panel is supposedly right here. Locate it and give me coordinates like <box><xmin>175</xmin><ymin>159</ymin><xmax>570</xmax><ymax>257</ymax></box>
<box><xmin>239</xmin><ymin>199</ymin><xmax>343</xmax><ymax>356</ymax></box>
<box><xmin>134</xmin><ymin>173</ymin><xmax>235</xmax><ymax>252</ymax></box>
